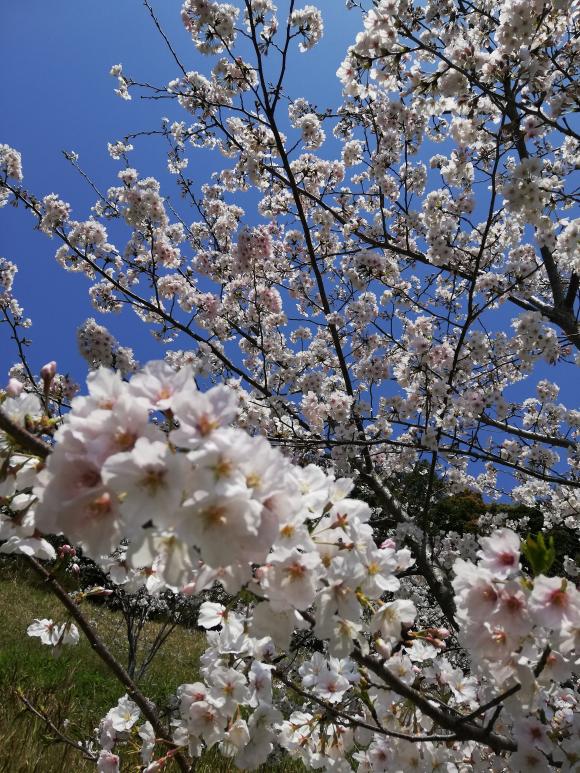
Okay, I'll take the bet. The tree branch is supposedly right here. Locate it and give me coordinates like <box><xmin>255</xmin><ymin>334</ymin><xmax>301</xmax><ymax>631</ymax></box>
<box><xmin>0</xmin><ymin>409</ymin><xmax>51</xmax><ymax>459</ymax></box>
<box><xmin>25</xmin><ymin>556</ymin><xmax>189</xmax><ymax>773</ymax></box>
<box><xmin>17</xmin><ymin>691</ymin><xmax>98</xmax><ymax>762</ymax></box>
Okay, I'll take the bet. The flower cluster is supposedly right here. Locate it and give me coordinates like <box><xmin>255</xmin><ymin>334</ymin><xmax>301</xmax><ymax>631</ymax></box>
<box><xmin>76</xmin><ymin>318</ymin><xmax>138</xmax><ymax>376</ymax></box>
<box><xmin>453</xmin><ymin>529</ymin><xmax>580</xmax><ymax>768</ymax></box>
<box><xmin>0</xmin><ymin>144</ymin><xmax>23</xmax><ymax>188</ymax></box>
<box><xmin>27</xmin><ymin>618</ymin><xmax>79</xmax><ymax>647</ymax></box>
<box><xmin>234</xmin><ymin>226</ymin><xmax>272</xmax><ymax>272</ymax></box>
<box><xmin>2</xmin><ymin>360</ymin><xmax>578</xmax><ymax>770</ymax></box>
<box><xmin>0</xmin><ymin>257</ymin><xmax>17</xmax><ymax>301</ymax></box>
<box><xmin>290</xmin><ymin>6</ymin><xmax>324</xmax><ymax>52</ymax></box>
<box><xmin>39</xmin><ymin>193</ymin><xmax>71</xmax><ymax>235</ymax></box>
<box><xmin>181</xmin><ymin>0</ymin><xmax>240</xmax><ymax>55</ymax></box>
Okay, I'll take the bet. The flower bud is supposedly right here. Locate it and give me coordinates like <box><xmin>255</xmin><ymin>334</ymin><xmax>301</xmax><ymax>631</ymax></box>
<box><xmin>40</xmin><ymin>361</ymin><xmax>57</xmax><ymax>389</ymax></box>
<box><xmin>425</xmin><ymin>633</ymin><xmax>447</xmax><ymax>649</ymax></box>
<box><xmin>84</xmin><ymin>586</ymin><xmax>114</xmax><ymax>597</ymax></box>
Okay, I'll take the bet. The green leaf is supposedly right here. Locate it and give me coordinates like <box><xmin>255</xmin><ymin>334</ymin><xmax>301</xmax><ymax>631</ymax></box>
<box><xmin>522</xmin><ymin>533</ymin><xmax>556</xmax><ymax>577</ymax></box>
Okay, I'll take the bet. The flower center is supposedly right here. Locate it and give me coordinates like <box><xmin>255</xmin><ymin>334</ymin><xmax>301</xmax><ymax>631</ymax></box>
<box><xmin>157</xmin><ymin>385</ymin><xmax>173</xmax><ymax>401</ymax></box>
<box><xmin>202</xmin><ymin>505</ymin><xmax>227</xmax><ymax>528</ymax></box>
<box><xmin>285</xmin><ymin>561</ymin><xmax>306</xmax><ymax>580</ymax></box>
<box><xmin>142</xmin><ymin>468</ymin><xmax>166</xmax><ymax>493</ymax></box>
<box><xmin>88</xmin><ymin>493</ymin><xmax>113</xmax><ymax>519</ymax></box>
<box><xmin>482</xmin><ymin>586</ymin><xmax>498</xmax><ymax>603</ymax></box>
<box><xmin>115</xmin><ymin>430</ymin><xmax>137</xmax><ymax>451</ymax></box>
<box><xmin>246</xmin><ymin>472</ymin><xmax>261</xmax><ymax>488</ymax></box>
<box><xmin>549</xmin><ymin>589</ymin><xmax>568</xmax><ymax>608</ymax></box>
<box><xmin>79</xmin><ymin>469</ymin><xmax>101</xmax><ymax>488</ymax></box>
<box><xmin>504</xmin><ymin>594</ymin><xmax>523</xmax><ymax>612</ymax></box>
<box><xmin>498</xmin><ymin>551</ymin><xmax>515</xmax><ymax>566</ymax></box>
<box><xmin>196</xmin><ymin>414</ymin><xmax>218</xmax><ymax>436</ymax></box>
<box><xmin>214</xmin><ymin>457</ymin><xmax>233</xmax><ymax>478</ymax></box>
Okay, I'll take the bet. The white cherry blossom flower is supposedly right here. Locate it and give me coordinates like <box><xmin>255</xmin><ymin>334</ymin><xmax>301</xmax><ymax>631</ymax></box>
<box><xmin>107</xmin><ymin>694</ymin><xmax>140</xmax><ymax>732</ymax></box>
<box><xmin>102</xmin><ymin>437</ymin><xmax>188</xmax><ymax>531</ymax></box>
<box><xmin>128</xmin><ymin>359</ymin><xmax>195</xmax><ymax>411</ymax></box>
<box><xmin>171</xmin><ymin>385</ymin><xmax>239</xmax><ymax>447</ymax></box>
<box><xmin>260</xmin><ymin>549</ymin><xmax>321</xmax><ymax>611</ymax></box>
<box><xmin>97</xmin><ymin>751</ymin><xmax>120</xmax><ymax>773</ymax></box>
<box><xmin>477</xmin><ymin>528</ymin><xmax>521</xmax><ymax>578</ymax></box>
<box><xmin>27</xmin><ymin>619</ymin><xmax>62</xmax><ymax>646</ymax></box>
<box><xmin>529</xmin><ymin>576</ymin><xmax>580</xmax><ymax>629</ymax></box>
<box><xmin>371</xmin><ymin>599</ymin><xmax>417</xmax><ymax>643</ymax></box>
<box><xmin>178</xmin><ymin>492</ymin><xmax>263</xmax><ymax>567</ymax></box>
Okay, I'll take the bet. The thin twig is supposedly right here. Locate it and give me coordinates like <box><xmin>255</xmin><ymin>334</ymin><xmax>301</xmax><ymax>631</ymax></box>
<box><xmin>17</xmin><ymin>691</ymin><xmax>98</xmax><ymax>761</ymax></box>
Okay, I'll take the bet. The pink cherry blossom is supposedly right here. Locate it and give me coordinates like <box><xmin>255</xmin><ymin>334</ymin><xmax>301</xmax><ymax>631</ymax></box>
<box><xmin>477</xmin><ymin>528</ymin><xmax>521</xmax><ymax>578</ymax></box>
<box><xmin>529</xmin><ymin>576</ymin><xmax>580</xmax><ymax>629</ymax></box>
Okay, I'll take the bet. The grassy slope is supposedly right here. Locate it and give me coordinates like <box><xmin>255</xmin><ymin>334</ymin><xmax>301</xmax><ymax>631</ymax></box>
<box><xmin>0</xmin><ymin>559</ymin><xmax>303</xmax><ymax>772</ymax></box>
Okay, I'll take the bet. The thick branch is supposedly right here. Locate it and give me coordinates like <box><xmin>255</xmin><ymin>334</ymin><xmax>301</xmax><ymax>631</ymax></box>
<box><xmin>274</xmin><ymin>669</ymin><xmax>459</xmax><ymax>743</ymax></box>
<box><xmin>0</xmin><ymin>409</ymin><xmax>51</xmax><ymax>459</ymax></box>
<box><xmin>360</xmin><ymin>472</ymin><xmax>459</xmax><ymax>630</ymax></box>
<box><xmin>353</xmin><ymin>651</ymin><xmax>517</xmax><ymax>754</ymax></box>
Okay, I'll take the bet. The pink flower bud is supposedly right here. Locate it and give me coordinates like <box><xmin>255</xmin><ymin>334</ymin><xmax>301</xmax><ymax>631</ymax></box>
<box><xmin>58</xmin><ymin>544</ymin><xmax>77</xmax><ymax>558</ymax></box>
<box><xmin>380</xmin><ymin>538</ymin><xmax>396</xmax><ymax>550</ymax></box>
<box><xmin>40</xmin><ymin>361</ymin><xmax>57</xmax><ymax>388</ymax></box>
<box><xmin>254</xmin><ymin>565</ymin><xmax>269</xmax><ymax>581</ymax></box>
<box><xmin>6</xmin><ymin>378</ymin><xmax>24</xmax><ymax>397</ymax></box>
<box><xmin>71</xmin><ymin>563</ymin><xmax>81</xmax><ymax>575</ymax></box>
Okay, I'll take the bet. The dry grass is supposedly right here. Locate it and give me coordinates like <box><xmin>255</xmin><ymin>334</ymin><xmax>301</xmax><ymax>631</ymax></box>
<box><xmin>0</xmin><ymin>558</ymin><xmax>304</xmax><ymax>772</ymax></box>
